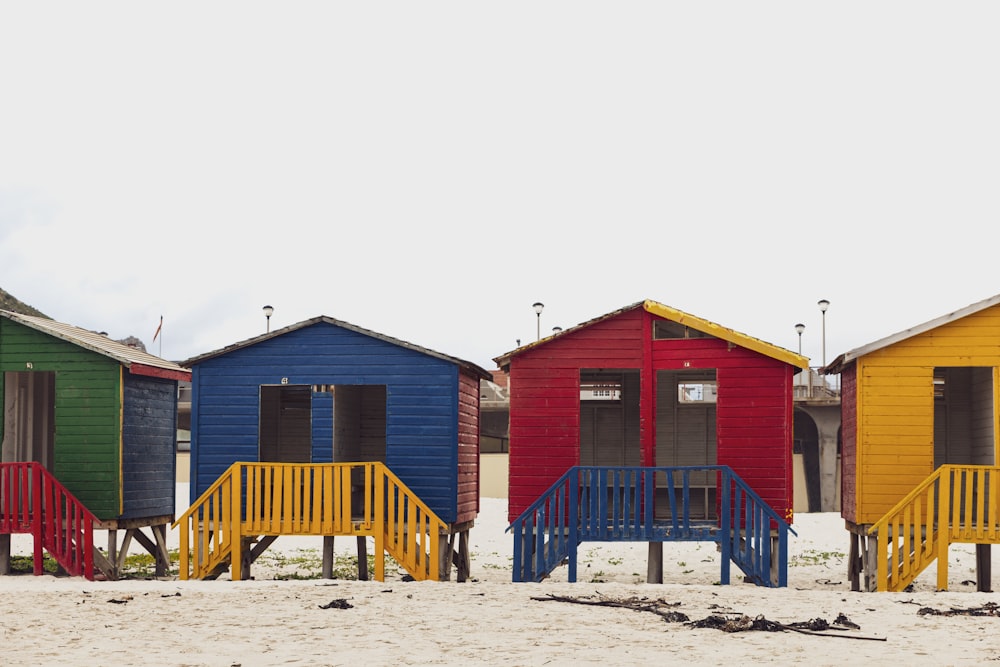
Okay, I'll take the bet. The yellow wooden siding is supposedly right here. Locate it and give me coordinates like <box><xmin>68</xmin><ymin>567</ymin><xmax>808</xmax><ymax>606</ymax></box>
<box><xmin>852</xmin><ymin>305</ymin><xmax>1000</xmax><ymax>524</ymax></box>
<box><xmin>856</xmin><ymin>362</ymin><xmax>935</xmax><ymax>524</ymax></box>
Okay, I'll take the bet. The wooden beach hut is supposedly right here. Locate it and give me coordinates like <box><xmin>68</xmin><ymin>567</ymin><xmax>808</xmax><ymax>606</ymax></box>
<box><xmin>495</xmin><ymin>300</ymin><xmax>808</xmax><ymax>586</ymax></box>
<box><xmin>177</xmin><ymin>315</ymin><xmax>491</xmax><ymax>582</ymax></box>
<box><xmin>0</xmin><ymin>310</ymin><xmax>190</xmax><ymax>579</ymax></box>
<box><xmin>823</xmin><ymin>293</ymin><xmax>1000</xmax><ymax>592</ymax></box>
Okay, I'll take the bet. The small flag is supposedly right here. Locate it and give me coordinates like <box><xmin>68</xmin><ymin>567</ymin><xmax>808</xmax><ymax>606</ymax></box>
<box><xmin>152</xmin><ymin>315</ymin><xmax>163</xmax><ymax>342</ymax></box>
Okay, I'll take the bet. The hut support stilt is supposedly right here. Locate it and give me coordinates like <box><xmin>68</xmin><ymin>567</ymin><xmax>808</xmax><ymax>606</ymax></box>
<box><xmin>647</xmin><ymin>542</ymin><xmax>663</xmax><ymax>583</ymax></box>
<box><xmin>976</xmin><ymin>544</ymin><xmax>992</xmax><ymax>592</ymax></box>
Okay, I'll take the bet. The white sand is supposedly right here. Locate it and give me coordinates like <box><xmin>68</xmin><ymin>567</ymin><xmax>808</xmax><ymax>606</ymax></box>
<box><xmin>3</xmin><ymin>488</ymin><xmax>1000</xmax><ymax>665</ymax></box>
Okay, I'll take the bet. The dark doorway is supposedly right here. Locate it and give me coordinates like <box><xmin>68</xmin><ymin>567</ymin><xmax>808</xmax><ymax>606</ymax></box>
<box><xmin>793</xmin><ymin>410</ymin><xmax>821</xmax><ymax>512</ymax></box>
<box><xmin>579</xmin><ymin>370</ymin><xmax>640</xmax><ymax>467</ymax></box>
<box><xmin>2</xmin><ymin>371</ymin><xmax>56</xmax><ymax>469</ymax></box>
<box><xmin>259</xmin><ymin>385</ymin><xmax>312</xmax><ymax>462</ymax></box>
<box><xmin>934</xmin><ymin>366</ymin><xmax>995</xmax><ymax>467</ymax></box>
<box><xmin>655</xmin><ymin>369</ymin><xmax>718</xmax><ymax>519</ymax></box>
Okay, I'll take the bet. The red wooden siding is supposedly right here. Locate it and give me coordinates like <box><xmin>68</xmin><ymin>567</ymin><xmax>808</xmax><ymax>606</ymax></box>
<box><xmin>507</xmin><ymin>305</ymin><xmax>797</xmax><ymax>522</ymax></box>
<box><xmin>651</xmin><ymin>337</ymin><xmax>794</xmax><ymax>520</ymax></box>
<box><xmin>456</xmin><ymin>371</ymin><xmax>480</xmax><ymax>524</ymax></box>
<box><xmin>508</xmin><ymin>309</ymin><xmax>645</xmax><ymax>520</ymax></box>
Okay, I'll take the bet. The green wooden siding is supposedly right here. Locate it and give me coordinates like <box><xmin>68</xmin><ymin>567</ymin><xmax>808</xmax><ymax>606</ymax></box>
<box><xmin>0</xmin><ymin>318</ymin><xmax>122</xmax><ymax>518</ymax></box>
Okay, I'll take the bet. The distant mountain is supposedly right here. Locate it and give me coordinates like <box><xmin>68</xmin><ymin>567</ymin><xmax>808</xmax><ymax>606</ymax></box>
<box><xmin>0</xmin><ymin>287</ymin><xmax>48</xmax><ymax>318</ymax></box>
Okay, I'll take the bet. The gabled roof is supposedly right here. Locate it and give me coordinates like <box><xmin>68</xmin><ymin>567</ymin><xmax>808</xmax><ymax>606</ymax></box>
<box><xmin>181</xmin><ymin>315</ymin><xmax>492</xmax><ymax>380</ymax></box>
<box><xmin>0</xmin><ymin>310</ymin><xmax>191</xmax><ymax>381</ymax></box>
<box><xmin>493</xmin><ymin>299</ymin><xmax>809</xmax><ymax>370</ymax></box>
<box><xmin>823</xmin><ymin>292</ymin><xmax>1000</xmax><ymax>374</ymax></box>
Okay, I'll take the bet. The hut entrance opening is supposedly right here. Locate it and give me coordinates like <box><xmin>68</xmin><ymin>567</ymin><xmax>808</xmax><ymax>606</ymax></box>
<box><xmin>1</xmin><ymin>371</ymin><xmax>55</xmax><ymax>470</ymax></box>
<box><xmin>655</xmin><ymin>369</ymin><xmax>718</xmax><ymax>520</ymax></box>
<box><xmin>793</xmin><ymin>410</ymin><xmax>821</xmax><ymax>512</ymax></box>
<box><xmin>933</xmin><ymin>367</ymin><xmax>995</xmax><ymax>468</ymax></box>
<box><xmin>579</xmin><ymin>370</ymin><xmax>640</xmax><ymax>467</ymax></box>
<box><xmin>259</xmin><ymin>385</ymin><xmax>312</xmax><ymax>463</ymax></box>
<box><xmin>329</xmin><ymin>385</ymin><xmax>387</xmax><ymax>512</ymax></box>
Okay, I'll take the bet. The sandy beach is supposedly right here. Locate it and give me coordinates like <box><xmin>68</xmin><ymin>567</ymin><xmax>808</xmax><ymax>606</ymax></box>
<box><xmin>3</xmin><ymin>489</ymin><xmax>1000</xmax><ymax>666</ymax></box>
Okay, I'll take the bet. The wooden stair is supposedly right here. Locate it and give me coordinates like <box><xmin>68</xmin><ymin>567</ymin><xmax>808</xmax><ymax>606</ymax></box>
<box><xmin>173</xmin><ymin>462</ymin><xmax>447</xmax><ymax>582</ymax></box>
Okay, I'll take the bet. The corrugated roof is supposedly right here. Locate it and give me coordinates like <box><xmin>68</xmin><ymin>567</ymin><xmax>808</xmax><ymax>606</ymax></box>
<box><xmin>493</xmin><ymin>299</ymin><xmax>809</xmax><ymax>369</ymax></box>
<box><xmin>0</xmin><ymin>309</ymin><xmax>191</xmax><ymax>379</ymax></box>
<box><xmin>822</xmin><ymin>292</ymin><xmax>1000</xmax><ymax>374</ymax></box>
<box><xmin>181</xmin><ymin>315</ymin><xmax>493</xmax><ymax>380</ymax></box>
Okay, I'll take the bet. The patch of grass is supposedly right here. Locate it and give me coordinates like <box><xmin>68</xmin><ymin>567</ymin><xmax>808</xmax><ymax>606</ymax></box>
<box><xmin>120</xmin><ymin>549</ymin><xmax>181</xmax><ymax>578</ymax></box>
<box><xmin>9</xmin><ymin>554</ymin><xmax>59</xmax><ymax>574</ymax></box>
<box><xmin>790</xmin><ymin>549</ymin><xmax>845</xmax><ymax>567</ymax></box>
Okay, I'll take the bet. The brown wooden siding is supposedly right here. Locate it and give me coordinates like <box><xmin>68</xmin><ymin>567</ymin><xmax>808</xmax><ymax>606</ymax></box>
<box><xmin>840</xmin><ymin>366</ymin><xmax>858</xmax><ymax>523</ymax></box>
<box><xmin>456</xmin><ymin>371</ymin><xmax>480</xmax><ymax>524</ymax></box>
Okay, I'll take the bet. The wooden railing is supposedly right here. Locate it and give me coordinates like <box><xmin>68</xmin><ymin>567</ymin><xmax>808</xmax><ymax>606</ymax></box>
<box><xmin>0</xmin><ymin>462</ymin><xmax>96</xmax><ymax>580</ymax></box>
<box><xmin>174</xmin><ymin>462</ymin><xmax>446</xmax><ymax>582</ymax></box>
<box><xmin>870</xmin><ymin>465</ymin><xmax>1000</xmax><ymax>592</ymax></box>
<box><xmin>509</xmin><ymin>465</ymin><xmax>792</xmax><ymax>587</ymax></box>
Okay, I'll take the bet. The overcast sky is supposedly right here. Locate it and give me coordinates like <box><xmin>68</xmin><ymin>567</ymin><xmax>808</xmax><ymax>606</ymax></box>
<box><xmin>2</xmin><ymin>2</ymin><xmax>998</xmax><ymax>372</ymax></box>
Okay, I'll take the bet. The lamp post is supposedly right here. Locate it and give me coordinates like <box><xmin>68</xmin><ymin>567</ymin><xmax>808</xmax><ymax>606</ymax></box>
<box><xmin>532</xmin><ymin>302</ymin><xmax>544</xmax><ymax>341</ymax></box>
<box><xmin>263</xmin><ymin>305</ymin><xmax>274</xmax><ymax>333</ymax></box>
<box><xmin>818</xmin><ymin>299</ymin><xmax>829</xmax><ymax>366</ymax></box>
<box><xmin>552</xmin><ymin>326</ymin><xmax>563</xmax><ymax>334</ymax></box>
<box><xmin>794</xmin><ymin>323</ymin><xmax>805</xmax><ymax>355</ymax></box>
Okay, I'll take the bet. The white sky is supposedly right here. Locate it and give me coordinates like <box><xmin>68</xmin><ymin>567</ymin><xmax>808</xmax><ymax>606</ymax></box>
<box><xmin>2</xmin><ymin>2</ymin><xmax>998</xmax><ymax>372</ymax></box>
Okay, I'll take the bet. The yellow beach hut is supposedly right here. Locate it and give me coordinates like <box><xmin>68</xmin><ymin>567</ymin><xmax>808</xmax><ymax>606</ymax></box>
<box><xmin>823</xmin><ymin>293</ymin><xmax>1000</xmax><ymax>592</ymax></box>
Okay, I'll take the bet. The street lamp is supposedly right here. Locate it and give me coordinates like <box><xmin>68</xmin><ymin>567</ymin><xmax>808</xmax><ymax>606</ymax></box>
<box><xmin>552</xmin><ymin>326</ymin><xmax>563</xmax><ymax>334</ymax></box>
<box><xmin>263</xmin><ymin>305</ymin><xmax>274</xmax><ymax>333</ymax></box>
<box><xmin>794</xmin><ymin>323</ymin><xmax>805</xmax><ymax>355</ymax></box>
<box><xmin>532</xmin><ymin>302</ymin><xmax>544</xmax><ymax>341</ymax></box>
<box><xmin>818</xmin><ymin>299</ymin><xmax>830</xmax><ymax>366</ymax></box>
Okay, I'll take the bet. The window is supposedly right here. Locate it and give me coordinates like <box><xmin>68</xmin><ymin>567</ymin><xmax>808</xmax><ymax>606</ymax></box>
<box><xmin>677</xmin><ymin>381</ymin><xmax>717</xmax><ymax>404</ymax></box>
<box><xmin>581</xmin><ymin>381</ymin><xmax>622</xmax><ymax>402</ymax></box>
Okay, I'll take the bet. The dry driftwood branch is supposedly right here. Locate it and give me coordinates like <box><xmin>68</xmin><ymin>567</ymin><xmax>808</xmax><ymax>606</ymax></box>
<box><xmin>531</xmin><ymin>594</ymin><xmax>885</xmax><ymax>641</ymax></box>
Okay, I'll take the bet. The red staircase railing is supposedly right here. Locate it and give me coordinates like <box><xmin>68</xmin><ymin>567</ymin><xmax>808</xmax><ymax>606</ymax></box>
<box><xmin>1</xmin><ymin>462</ymin><xmax>97</xmax><ymax>580</ymax></box>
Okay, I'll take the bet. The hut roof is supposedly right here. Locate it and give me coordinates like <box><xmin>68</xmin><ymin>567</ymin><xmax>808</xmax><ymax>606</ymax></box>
<box><xmin>0</xmin><ymin>309</ymin><xmax>191</xmax><ymax>381</ymax></box>
<box><xmin>822</xmin><ymin>292</ymin><xmax>1000</xmax><ymax>374</ymax></box>
<box><xmin>493</xmin><ymin>299</ymin><xmax>809</xmax><ymax>370</ymax></box>
<box><xmin>181</xmin><ymin>315</ymin><xmax>492</xmax><ymax>380</ymax></box>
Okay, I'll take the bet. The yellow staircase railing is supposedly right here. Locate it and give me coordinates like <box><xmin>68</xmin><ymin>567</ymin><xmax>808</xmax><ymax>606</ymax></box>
<box><xmin>870</xmin><ymin>465</ymin><xmax>1000</xmax><ymax>591</ymax></box>
<box><xmin>173</xmin><ymin>462</ymin><xmax>447</xmax><ymax>582</ymax></box>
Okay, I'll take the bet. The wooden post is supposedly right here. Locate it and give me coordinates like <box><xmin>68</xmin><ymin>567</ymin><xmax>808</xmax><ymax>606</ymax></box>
<box><xmin>848</xmin><ymin>531</ymin><xmax>861</xmax><ymax>592</ymax></box>
<box><xmin>440</xmin><ymin>531</ymin><xmax>456</xmax><ymax>581</ymax></box>
<box><xmin>356</xmin><ymin>536</ymin><xmax>369</xmax><ymax>581</ymax></box>
<box><xmin>230</xmin><ymin>472</ymin><xmax>243</xmax><ymax>582</ymax></box>
<box><xmin>865</xmin><ymin>533</ymin><xmax>878</xmax><ymax>592</ymax></box>
<box><xmin>0</xmin><ymin>534</ymin><xmax>10</xmax><ymax>575</ymax></box>
<box><xmin>646</xmin><ymin>542</ymin><xmax>663</xmax><ymax>583</ymax></box>
<box><xmin>322</xmin><ymin>536</ymin><xmax>334</xmax><ymax>579</ymax></box>
<box><xmin>976</xmin><ymin>544</ymin><xmax>992</xmax><ymax>592</ymax></box>
<box><xmin>456</xmin><ymin>530</ymin><xmax>470</xmax><ymax>583</ymax></box>
<box><xmin>107</xmin><ymin>529</ymin><xmax>118</xmax><ymax>574</ymax></box>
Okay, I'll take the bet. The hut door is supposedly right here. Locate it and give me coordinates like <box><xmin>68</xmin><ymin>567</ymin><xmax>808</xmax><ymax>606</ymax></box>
<box><xmin>579</xmin><ymin>370</ymin><xmax>640</xmax><ymax>467</ymax></box>
<box><xmin>933</xmin><ymin>367</ymin><xmax>995</xmax><ymax>467</ymax></box>
<box><xmin>259</xmin><ymin>385</ymin><xmax>312</xmax><ymax>462</ymax></box>
<box><xmin>655</xmin><ymin>370</ymin><xmax>718</xmax><ymax>519</ymax></box>
<box><xmin>1</xmin><ymin>371</ymin><xmax>55</xmax><ymax>469</ymax></box>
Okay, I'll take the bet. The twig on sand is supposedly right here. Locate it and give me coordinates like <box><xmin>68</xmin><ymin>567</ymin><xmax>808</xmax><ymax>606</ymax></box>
<box><xmin>531</xmin><ymin>594</ymin><xmax>885</xmax><ymax>641</ymax></box>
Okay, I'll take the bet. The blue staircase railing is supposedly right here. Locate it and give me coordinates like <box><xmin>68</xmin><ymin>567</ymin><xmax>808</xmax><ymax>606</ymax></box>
<box><xmin>508</xmin><ymin>466</ymin><xmax>793</xmax><ymax>587</ymax></box>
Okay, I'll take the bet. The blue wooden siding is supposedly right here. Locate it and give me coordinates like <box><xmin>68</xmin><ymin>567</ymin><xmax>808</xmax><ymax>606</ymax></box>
<box><xmin>311</xmin><ymin>391</ymin><xmax>334</xmax><ymax>463</ymax></box>
<box><xmin>189</xmin><ymin>322</ymin><xmax>463</xmax><ymax>522</ymax></box>
<box><xmin>121</xmin><ymin>374</ymin><xmax>177</xmax><ymax>519</ymax></box>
